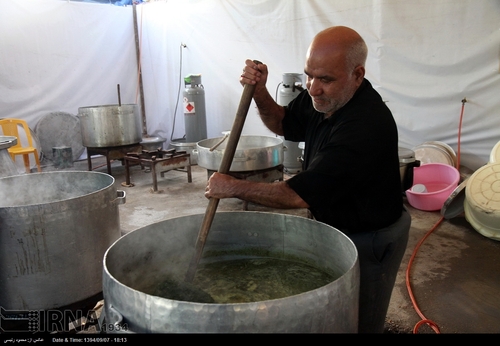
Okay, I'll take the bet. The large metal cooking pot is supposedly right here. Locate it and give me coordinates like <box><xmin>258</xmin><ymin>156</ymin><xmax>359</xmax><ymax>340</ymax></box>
<box><xmin>0</xmin><ymin>171</ymin><xmax>125</xmax><ymax>310</ymax></box>
<box><xmin>78</xmin><ymin>104</ymin><xmax>142</xmax><ymax>147</ymax></box>
<box><xmin>196</xmin><ymin>135</ymin><xmax>284</xmax><ymax>172</ymax></box>
<box><xmin>103</xmin><ymin>211</ymin><xmax>359</xmax><ymax>333</ymax></box>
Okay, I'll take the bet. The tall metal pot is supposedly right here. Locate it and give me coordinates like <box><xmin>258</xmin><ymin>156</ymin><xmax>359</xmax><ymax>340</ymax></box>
<box><xmin>103</xmin><ymin>211</ymin><xmax>359</xmax><ymax>333</ymax></box>
<box><xmin>196</xmin><ymin>135</ymin><xmax>284</xmax><ymax>172</ymax></box>
<box><xmin>0</xmin><ymin>171</ymin><xmax>125</xmax><ymax>310</ymax></box>
<box><xmin>78</xmin><ymin>104</ymin><xmax>142</xmax><ymax>147</ymax></box>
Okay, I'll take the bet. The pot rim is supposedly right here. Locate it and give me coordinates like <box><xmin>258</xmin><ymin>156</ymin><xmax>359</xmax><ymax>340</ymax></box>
<box><xmin>103</xmin><ymin>211</ymin><xmax>359</xmax><ymax>307</ymax></box>
<box><xmin>0</xmin><ymin>171</ymin><xmax>115</xmax><ymax>209</ymax></box>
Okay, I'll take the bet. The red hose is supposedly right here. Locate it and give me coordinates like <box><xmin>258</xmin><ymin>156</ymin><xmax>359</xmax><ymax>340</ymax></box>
<box><xmin>456</xmin><ymin>98</ymin><xmax>467</xmax><ymax>170</ymax></box>
<box><xmin>405</xmin><ymin>98</ymin><xmax>466</xmax><ymax>333</ymax></box>
<box><xmin>405</xmin><ymin>216</ymin><xmax>443</xmax><ymax>333</ymax></box>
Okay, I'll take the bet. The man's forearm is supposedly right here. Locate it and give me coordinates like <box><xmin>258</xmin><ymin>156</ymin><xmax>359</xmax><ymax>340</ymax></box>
<box><xmin>231</xmin><ymin>179</ymin><xmax>308</xmax><ymax>209</ymax></box>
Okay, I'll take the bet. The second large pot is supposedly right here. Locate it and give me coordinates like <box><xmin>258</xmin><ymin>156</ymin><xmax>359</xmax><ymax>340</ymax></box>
<box><xmin>196</xmin><ymin>135</ymin><xmax>284</xmax><ymax>172</ymax></box>
<box><xmin>103</xmin><ymin>211</ymin><xmax>359</xmax><ymax>333</ymax></box>
<box><xmin>78</xmin><ymin>104</ymin><xmax>142</xmax><ymax>147</ymax></box>
<box><xmin>0</xmin><ymin>171</ymin><xmax>125</xmax><ymax>310</ymax></box>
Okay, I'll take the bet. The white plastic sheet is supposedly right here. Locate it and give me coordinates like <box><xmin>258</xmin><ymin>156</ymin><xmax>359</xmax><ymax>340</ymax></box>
<box><xmin>1</xmin><ymin>0</ymin><xmax>499</xmax><ymax>170</ymax></box>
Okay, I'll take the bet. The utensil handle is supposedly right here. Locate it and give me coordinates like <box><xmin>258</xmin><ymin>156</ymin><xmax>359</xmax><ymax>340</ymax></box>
<box><xmin>185</xmin><ymin>67</ymin><xmax>260</xmax><ymax>282</ymax></box>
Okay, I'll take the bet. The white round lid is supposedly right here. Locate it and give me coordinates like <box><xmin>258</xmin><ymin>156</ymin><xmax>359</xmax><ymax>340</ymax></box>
<box><xmin>489</xmin><ymin>140</ymin><xmax>500</xmax><ymax>164</ymax></box>
<box><xmin>464</xmin><ymin>163</ymin><xmax>500</xmax><ymax>240</ymax></box>
<box><xmin>424</xmin><ymin>141</ymin><xmax>457</xmax><ymax>168</ymax></box>
<box><xmin>466</xmin><ymin>163</ymin><xmax>500</xmax><ymax>212</ymax></box>
<box><xmin>413</xmin><ymin>143</ymin><xmax>454</xmax><ymax>166</ymax></box>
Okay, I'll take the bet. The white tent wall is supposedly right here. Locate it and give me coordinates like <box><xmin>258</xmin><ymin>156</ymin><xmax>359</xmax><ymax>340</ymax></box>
<box><xmin>0</xmin><ymin>0</ymin><xmax>137</xmax><ymax>128</ymax></box>
<box><xmin>1</xmin><ymin>0</ymin><xmax>499</xmax><ymax>170</ymax></box>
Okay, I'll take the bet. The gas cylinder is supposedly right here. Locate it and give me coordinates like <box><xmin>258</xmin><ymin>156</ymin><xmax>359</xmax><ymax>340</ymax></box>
<box><xmin>183</xmin><ymin>74</ymin><xmax>207</xmax><ymax>143</ymax></box>
<box><xmin>279</xmin><ymin>73</ymin><xmax>304</xmax><ymax>174</ymax></box>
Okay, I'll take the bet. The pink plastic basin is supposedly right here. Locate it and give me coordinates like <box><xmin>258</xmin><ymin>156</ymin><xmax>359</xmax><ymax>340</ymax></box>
<box><xmin>406</xmin><ymin>163</ymin><xmax>460</xmax><ymax>211</ymax></box>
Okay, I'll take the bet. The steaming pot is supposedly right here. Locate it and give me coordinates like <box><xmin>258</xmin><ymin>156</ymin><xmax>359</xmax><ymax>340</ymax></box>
<box><xmin>103</xmin><ymin>212</ymin><xmax>359</xmax><ymax>333</ymax></box>
<box><xmin>0</xmin><ymin>171</ymin><xmax>125</xmax><ymax>310</ymax></box>
<box><xmin>78</xmin><ymin>104</ymin><xmax>142</xmax><ymax>147</ymax></box>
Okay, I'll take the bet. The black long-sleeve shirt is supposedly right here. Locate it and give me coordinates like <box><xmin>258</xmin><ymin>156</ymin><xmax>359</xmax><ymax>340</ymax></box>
<box><xmin>283</xmin><ymin>79</ymin><xmax>403</xmax><ymax>233</ymax></box>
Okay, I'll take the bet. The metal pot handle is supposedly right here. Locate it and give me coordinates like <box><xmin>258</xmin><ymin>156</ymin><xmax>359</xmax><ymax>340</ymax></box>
<box><xmin>113</xmin><ymin>190</ymin><xmax>127</xmax><ymax>205</ymax></box>
<box><xmin>105</xmin><ymin>304</ymin><xmax>133</xmax><ymax>334</ymax></box>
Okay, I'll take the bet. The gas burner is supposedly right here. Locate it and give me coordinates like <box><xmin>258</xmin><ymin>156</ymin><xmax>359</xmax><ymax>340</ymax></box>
<box><xmin>122</xmin><ymin>148</ymin><xmax>192</xmax><ymax>193</ymax></box>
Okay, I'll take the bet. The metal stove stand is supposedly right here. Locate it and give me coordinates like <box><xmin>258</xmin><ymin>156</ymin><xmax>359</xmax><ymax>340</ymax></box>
<box><xmin>86</xmin><ymin>143</ymin><xmax>142</xmax><ymax>175</ymax></box>
<box><xmin>123</xmin><ymin>148</ymin><xmax>192</xmax><ymax>193</ymax></box>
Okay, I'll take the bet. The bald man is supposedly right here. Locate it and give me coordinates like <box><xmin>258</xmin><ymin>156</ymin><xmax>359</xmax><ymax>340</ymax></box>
<box><xmin>206</xmin><ymin>26</ymin><xmax>411</xmax><ymax>333</ymax></box>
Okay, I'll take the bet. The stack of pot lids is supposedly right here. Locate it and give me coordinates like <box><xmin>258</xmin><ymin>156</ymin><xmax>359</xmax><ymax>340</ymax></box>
<box><xmin>0</xmin><ymin>135</ymin><xmax>17</xmax><ymax>150</ymax></box>
<box><xmin>464</xmin><ymin>163</ymin><xmax>500</xmax><ymax>241</ymax></box>
<box><xmin>413</xmin><ymin>141</ymin><xmax>457</xmax><ymax>167</ymax></box>
<box><xmin>489</xmin><ymin>140</ymin><xmax>500</xmax><ymax>164</ymax></box>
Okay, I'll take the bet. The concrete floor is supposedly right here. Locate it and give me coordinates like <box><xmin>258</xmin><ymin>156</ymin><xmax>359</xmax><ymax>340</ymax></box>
<box><xmin>42</xmin><ymin>155</ymin><xmax>500</xmax><ymax>334</ymax></box>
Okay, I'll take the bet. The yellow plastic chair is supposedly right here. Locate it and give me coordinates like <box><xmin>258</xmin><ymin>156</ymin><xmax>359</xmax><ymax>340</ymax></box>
<box><xmin>0</xmin><ymin>118</ymin><xmax>42</xmax><ymax>173</ymax></box>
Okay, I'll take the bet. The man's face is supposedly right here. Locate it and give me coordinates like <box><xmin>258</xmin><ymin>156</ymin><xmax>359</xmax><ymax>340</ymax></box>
<box><xmin>304</xmin><ymin>50</ymin><xmax>363</xmax><ymax>117</ymax></box>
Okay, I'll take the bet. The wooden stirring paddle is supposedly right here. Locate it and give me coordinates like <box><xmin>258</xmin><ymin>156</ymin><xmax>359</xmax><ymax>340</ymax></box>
<box><xmin>185</xmin><ymin>62</ymin><xmax>261</xmax><ymax>282</ymax></box>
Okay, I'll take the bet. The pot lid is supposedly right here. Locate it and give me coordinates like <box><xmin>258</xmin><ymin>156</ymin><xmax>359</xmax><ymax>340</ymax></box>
<box><xmin>35</xmin><ymin>112</ymin><xmax>85</xmax><ymax>161</ymax></box>
<box><xmin>440</xmin><ymin>178</ymin><xmax>468</xmax><ymax>219</ymax></box>
<box><xmin>413</xmin><ymin>143</ymin><xmax>454</xmax><ymax>166</ymax></box>
<box><xmin>140</xmin><ymin>136</ymin><xmax>166</xmax><ymax>144</ymax></box>
<box><xmin>464</xmin><ymin>163</ymin><xmax>500</xmax><ymax>240</ymax></box>
<box><xmin>0</xmin><ymin>135</ymin><xmax>17</xmax><ymax>150</ymax></box>
<box><xmin>424</xmin><ymin>141</ymin><xmax>457</xmax><ymax>168</ymax></box>
<box><xmin>489</xmin><ymin>140</ymin><xmax>500</xmax><ymax>164</ymax></box>
<box><xmin>465</xmin><ymin>163</ymin><xmax>500</xmax><ymax>213</ymax></box>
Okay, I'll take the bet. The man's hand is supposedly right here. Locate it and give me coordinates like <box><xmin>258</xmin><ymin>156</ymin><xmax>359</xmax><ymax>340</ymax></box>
<box><xmin>205</xmin><ymin>172</ymin><xmax>237</xmax><ymax>199</ymax></box>
<box><xmin>240</xmin><ymin>59</ymin><xmax>268</xmax><ymax>93</ymax></box>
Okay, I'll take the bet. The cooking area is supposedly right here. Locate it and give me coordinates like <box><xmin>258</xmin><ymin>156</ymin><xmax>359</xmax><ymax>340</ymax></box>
<box><xmin>1</xmin><ymin>0</ymin><xmax>500</xmax><ymax>336</ymax></box>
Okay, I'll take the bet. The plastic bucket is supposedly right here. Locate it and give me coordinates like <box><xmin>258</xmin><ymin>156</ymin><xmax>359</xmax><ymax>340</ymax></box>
<box><xmin>406</xmin><ymin>163</ymin><xmax>460</xmax><ymax>211</ymax></box>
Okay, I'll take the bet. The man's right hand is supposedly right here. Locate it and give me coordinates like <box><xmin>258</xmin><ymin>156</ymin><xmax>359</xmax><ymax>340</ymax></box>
<box><xmin>240</xmin><ymin>59</ymin><xmax>268</xmax><ymax>92</ymax></box>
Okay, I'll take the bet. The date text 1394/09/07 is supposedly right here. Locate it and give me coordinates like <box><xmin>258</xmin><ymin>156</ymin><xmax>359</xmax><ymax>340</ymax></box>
<box><xmin>51</xmin><ymin>338</ymin><xmax>128</xmax><ymax>342</ymax></box>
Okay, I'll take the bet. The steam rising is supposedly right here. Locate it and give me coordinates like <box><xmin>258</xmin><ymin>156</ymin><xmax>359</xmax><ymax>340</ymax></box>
<box><xmin>0</xmin><ymin>171</ymin><xmax>113</xmax><ymax>208</ymax></box>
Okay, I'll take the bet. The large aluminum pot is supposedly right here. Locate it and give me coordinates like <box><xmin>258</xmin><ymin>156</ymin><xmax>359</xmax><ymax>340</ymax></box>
<box><xmin>196</xmin><ymin>135</ymin><xmax>284</xmax><ymax>172</ymax></box>
<box><xmin>103</xmin><ymin>211</ymin><xmax>359</xmax><ymax>333</ymax></box>
<box><xmin>78</xmin><ymin>104</ymin><xmax>142</xmax><ymax>147</ymax></box>
<box><xmin>0</xmin><ymin>171</ymin><xmax>125</xmax><ymax>310</ymax></box>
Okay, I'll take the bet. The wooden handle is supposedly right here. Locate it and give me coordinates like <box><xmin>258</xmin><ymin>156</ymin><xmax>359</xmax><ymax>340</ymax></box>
<box><xmin>185</xmin><ymin>74</ymin><xmax>259</xmax><ymax>282</ymax></box>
